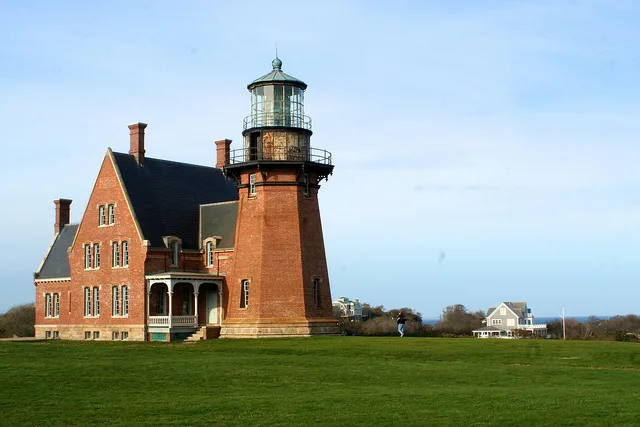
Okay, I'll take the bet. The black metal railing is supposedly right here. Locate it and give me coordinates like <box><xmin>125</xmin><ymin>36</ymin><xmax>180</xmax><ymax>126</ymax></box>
<box><xmin>243</xmin><ymin>113</ymin><xmax>312</xmax><ymax>131</ymax></box>
<box><xmin>228</xmin><ymin>147</ymin><xmax>332</xmax><ymax>165</ymax></box>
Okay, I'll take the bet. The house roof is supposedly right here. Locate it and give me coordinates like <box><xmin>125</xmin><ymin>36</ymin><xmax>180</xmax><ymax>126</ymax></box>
<box><xmin>35</xmin><ymin>224</ymin><xmax>79</xmax><ymax>280</ymax></box>
<box><xmin>487</xmin><ymin>302</ymin><xmax>528</xmax><ymax>319</ymax></box>
<box><xmin>200</xmin><ymin>201</ymin><xmax>239</xmax><ymax>249</ymax></box>
<box><xmin>504</xmin><ymin>302</ymin><xmax>527</xmax><ymax>317</ymax></box>
<box><xmin>112</xmin><ymin>152</ymin><xmax>238</xmax><ymax>249</ymax></box>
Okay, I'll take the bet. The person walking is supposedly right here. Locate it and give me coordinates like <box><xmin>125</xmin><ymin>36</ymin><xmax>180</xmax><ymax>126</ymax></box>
<box><xmin>397</xmin><ymin>311</ymin><xmax>407</xmax><ymax>337</ymax></box>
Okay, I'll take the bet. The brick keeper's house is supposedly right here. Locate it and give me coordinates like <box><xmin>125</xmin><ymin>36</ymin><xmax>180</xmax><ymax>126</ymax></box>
<box><xmin>34</xmin><ymin>57</ymin><xmax>338</xmax><ymax>341</ymax></box>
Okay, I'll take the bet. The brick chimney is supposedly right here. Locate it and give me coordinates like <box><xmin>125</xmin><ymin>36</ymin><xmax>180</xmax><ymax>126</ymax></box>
<box><xmin>54</xmin><ymin>199</ymin><xmax>72</xmax><ymax>235</ymax></box>
<box><xmin>128</xmin><ymin>122</ymin><xmax>148</xmax><ymax>165</ymax></box>
<box><xmin>215</xmin><ymin>139</ymin><xmax>232</xmax><ymax>169</ymax></box>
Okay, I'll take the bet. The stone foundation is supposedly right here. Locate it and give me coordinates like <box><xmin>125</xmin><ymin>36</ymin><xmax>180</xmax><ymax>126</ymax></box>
<box><xmin>220</xmin><ymin>318</ymin><xmax>339</xmax><ymax>338</ymax></box>
<box><xmin>35</xmin><ymin>324</ymin><xmax>146</xmax><ymax>341</ymax></box>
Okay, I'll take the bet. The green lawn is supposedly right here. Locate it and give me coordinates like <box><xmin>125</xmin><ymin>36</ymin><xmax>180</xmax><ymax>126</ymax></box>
<box><xmin>1</xmin><ymin>338</ymin><xmax>639</xmax><ymax>426</ymax></box>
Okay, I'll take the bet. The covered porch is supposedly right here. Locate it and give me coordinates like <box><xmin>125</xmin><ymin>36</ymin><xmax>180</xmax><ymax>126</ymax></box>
<box><xmin>473</xmin><ymin>326</ymin><xmax>512</xmax><ymax>339</ymax></box>
<box><xmin>146</xmin><ymin>272</ymin><xmax>223</xmax><ymax>336</ymax></box>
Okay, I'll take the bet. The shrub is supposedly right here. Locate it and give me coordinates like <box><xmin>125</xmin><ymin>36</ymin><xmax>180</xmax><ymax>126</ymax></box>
<box><xmin>0</xmin><ymin>303</ymin><xmax>35</xmax><ymax>338</ymax></box>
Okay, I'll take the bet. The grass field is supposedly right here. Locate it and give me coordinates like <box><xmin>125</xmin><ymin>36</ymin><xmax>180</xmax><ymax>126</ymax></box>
<box><xmin>1</xmin><ymin>337</ymin><xmax>639</xmax><ymax>426</ymax></box>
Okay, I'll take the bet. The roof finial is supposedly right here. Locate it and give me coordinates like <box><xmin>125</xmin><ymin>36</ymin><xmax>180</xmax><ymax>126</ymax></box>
<box><xmin>272</xmin><ymin>43</ymin><xmax>282</xmax><ymax>70</ymax></box>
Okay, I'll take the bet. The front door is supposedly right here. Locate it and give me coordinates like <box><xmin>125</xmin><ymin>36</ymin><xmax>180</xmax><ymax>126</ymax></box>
<box><xmin>206</xmin><ymin>290</ymin><xmax>218</xmax><ymax>324</ymax></box>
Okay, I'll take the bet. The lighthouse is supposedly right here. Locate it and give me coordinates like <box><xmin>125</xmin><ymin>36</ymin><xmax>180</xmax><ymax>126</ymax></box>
<box><xmin>220</xmin><ymin>57</ymin><xmax>338</xmax><ymax>337</ymax></box>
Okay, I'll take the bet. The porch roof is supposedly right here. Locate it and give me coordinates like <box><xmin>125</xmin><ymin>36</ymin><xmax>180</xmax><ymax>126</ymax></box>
<box><xmin>145</xmin><ymin>271</ymin><xmax>224</xmax><ymax>281</ymax></box>
<box><xmin>472</xmin><ymin>326</ymin><xmax>504</xmax><ymax>332</ymax></box>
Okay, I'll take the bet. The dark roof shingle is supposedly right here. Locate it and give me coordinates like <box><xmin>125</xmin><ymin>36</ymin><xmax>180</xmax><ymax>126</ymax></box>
<box><xmin>36</xmin><ymin>224</ymin><xmax>78</xmax><ymax>280</ymax></box>
<box><xmin>200</xmin><ymin>201</ymin><xmax>239</xmax><ymax>249</ymax></box>
<box><xmin>112</xmin><ymin>152</ymin><xmax>238</xmax><ymax>249</ymax></box>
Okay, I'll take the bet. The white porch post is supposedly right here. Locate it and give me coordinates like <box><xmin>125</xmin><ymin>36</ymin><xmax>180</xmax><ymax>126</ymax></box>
<box><xmin>168</xmin><ymin>291</ymin><xmax>173</xmax><ymax>328</ymax></box>
<box><xmin>194</xmin><ymin>291</ymin><xmax>199</xmax><ymax>326</ymax></box>
<box><xmin>146</xmin><ymin>289</ymin><xmax>151</xmax><ymax>321</ymax></box>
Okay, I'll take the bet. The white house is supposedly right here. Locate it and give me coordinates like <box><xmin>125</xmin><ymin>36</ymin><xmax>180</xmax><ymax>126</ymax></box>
<box><xmin>473</xmin><ymin>302</ymin><xmax>547</xmax><ymax>338</ymax></box>
<box><xmin>332</xmin><ymin>297</ymin><xmax>363</xmax><ymax>321</ymax></box>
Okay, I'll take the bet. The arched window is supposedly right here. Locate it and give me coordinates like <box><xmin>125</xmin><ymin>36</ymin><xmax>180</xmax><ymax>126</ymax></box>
<box><xmin>53</xmin><ymin>293</ymin><xmax>59</xmax><ymax>317</ymax></box>
<box><xmin>122</xmin><ymin>286</ymin><xmax>129</xmax><ymax>316</ymax></box>
<box><xmin>313</xmin><ymin>278</ymin><xmax>320</xmax><ymax>308</ymax></box>
<box><xmin>45</xmin><ymin>294</ymin><xmax>52</xmax><ymax>317</ymax></box>
<box><xmin>240</xmin><ymin>280</ymin><xmax>250</xmax><ymax>308</ymax></box>
<box><xmin>93</xmin><ymin>287</ymin><xmax>100</xmax><ymax>316</ymax></box>
<box><xmin>84</xmin><ymin>288</ymin><xmax>91</xmax><ymax>316</ymax></box>
<box><xmin>112</xmin><ymin>286</ymin><xmax>120</xmax><ymax>316</ymax></box>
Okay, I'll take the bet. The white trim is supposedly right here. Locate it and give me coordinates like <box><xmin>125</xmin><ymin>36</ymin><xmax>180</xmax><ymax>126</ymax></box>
<box><xmin>35</xmin><ymin>277</ymin><xmax>71</xmax><ymax>283</ymax></box>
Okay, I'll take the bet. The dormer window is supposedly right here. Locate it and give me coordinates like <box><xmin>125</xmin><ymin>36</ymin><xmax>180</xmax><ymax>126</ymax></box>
<box><xmin>162</xmin><ymin>236</ymin><xmax>182</xmax><ymax>267</ymax></box>
<box><xmin>203</xmin><ymin>237</ymin><xmax>220</xmax><ymax>268</ymax></box>
<box><xmin>171</xmin><ymin>240</ymin><xmax>180</xmax><ymax>266</ymax></box>
<box><xmin>206</xmin><ymin>241</ymin><xmax>214</xmax><ymax>267</ymax></box>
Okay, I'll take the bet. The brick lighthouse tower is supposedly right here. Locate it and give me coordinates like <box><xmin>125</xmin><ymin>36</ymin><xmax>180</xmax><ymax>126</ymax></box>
<box><xmin>219</xmin><ymin>57</ymin><xmax>338</xmax><ymax>337</ymax></box>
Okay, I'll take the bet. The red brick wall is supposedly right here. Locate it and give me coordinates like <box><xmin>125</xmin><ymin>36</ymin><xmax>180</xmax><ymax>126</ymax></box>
<box><xmin>225</xmin><ymin>166</ymin><xmax>334</xmax><ymax>323</ymax></box>
<box><xmin>36</xmin><ymin>151</ymin><xmax>147</xmax><ymax>338</ymax></box>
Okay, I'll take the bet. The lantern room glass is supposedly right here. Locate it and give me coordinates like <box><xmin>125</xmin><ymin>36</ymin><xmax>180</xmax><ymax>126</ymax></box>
<box><xmin>251</xmin><ymin>84</ymin><xmax>304</xmax><ymax>128</ymax></box>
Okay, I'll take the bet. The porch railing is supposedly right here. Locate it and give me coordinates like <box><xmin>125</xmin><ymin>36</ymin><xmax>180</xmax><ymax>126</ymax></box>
<box><xmin>148</xmin><ymin>315</ymin><xmax>197</xmax><ymax>328</ymax></box>
<box><xmin>149</xmin><ymin>316</ymin><xmax>169</xmax><ymax>326</ymax></box>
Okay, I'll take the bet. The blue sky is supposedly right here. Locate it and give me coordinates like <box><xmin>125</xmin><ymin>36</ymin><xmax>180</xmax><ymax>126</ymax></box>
<box><xmin>1</xmin><ymin>0</ymin><xmax>639</xmax><ymax>318</ymax></box>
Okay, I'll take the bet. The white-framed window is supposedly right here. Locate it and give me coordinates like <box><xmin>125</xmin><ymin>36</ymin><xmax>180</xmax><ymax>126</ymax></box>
<box><xmin>492</xmin><ymin>319</ymin><xmax>502</xmax><ymax>325</ymax></box>
<box><xmin>45</xmin><ymin>331</ymin><xmax>52</xmax><ymax>339</ymax></box>
<box><xmin>108</xmin><ymin>204</ymin><xmax>115</xmax><ymax>225</ymax></box>
<box><xmin>171</xmin><ymin>240</ymin><xmax>180</xmax><ymax>266</ymax></box>
<box><xmin>112</xmin><ymin>331</ymin><xmax>119</xmax><ymax>340</ymax></box>
<box><xmin>84</xmin><ymin>244</ymin><xmax>92</xmax><ymax>269</ymax></box>
<box><xmin>313</xmin><ymin>278</ymin><xmax>320</xmax><ymax>308</ymax></box>
<box><xmin>500</xmin><ymin>307</ymin><xmax>506</xmax><ymax>315</ymax></box>
<box><xmin>45</xmin><ymin>293</ymin><xmax>52</xmax><ymax>317</ymax></box>
<box><xmin>507</xmin><ymin>318</ymin><xmax>515</xmax><ymax>327</ymax></box>
<box><xmin>52</xmin><ymin>331</ymin><xmax>59</xmax><ymax>339</ymax></box>
<box><xmin>84</xmin><ymin>287</ymin><xmax>91</xmax><ymax>316</ymax></box>
<box><xmin>93</xmin><ymin>243</ymin><xmax>100</xmax><ymax>268</ymax></box>
<box><xmin>112</xmin><ymin>242</ymin><xmax>120</xmax><ymax>267</ymax></box>
<box><xmin>240</xmin><ymin>280</ymin><xmax>250</xmax><ymax>308</ymax></box>
<box><xmin>84</xmin><ymin>331</ymin><xmax>91</xmax><ymax>340</ymax></box>
<box><xmin>122</xmin><ymin>286</ymin><xmax>129</xmax><ymax>316</ymax></box>
<box><xmin>93</xmin><ymin>331</ymin><xmax>100</xmax><ymax>340</ymax></box>
<box><xmin>206</xmin><ymin>241</ymin><xmax>214</xmax><ymax>267</ymax></box>
<box><xmin>92</xmin><ymin>287</ymin><xmax>100</xmax><ymax>316</ymax></box>
<box><xmin>53</xmin><ymin>293</ymin><xmax>59</xmax><ymax>317</ymax></box>
<box><xmin>99</xmin><ymin>205</ymin><xmax>106</xmax><ymax>226</ymax></box>
<box><xmin>249</xmin><ymin>173</ymin><xmax>257</xmax><ymax>195</ymax></box>
<box><xmin>121</xmin><ymin>331</ymin><xmax>129</xmax><ymax>340</ymax></box>
<box><xmin>303</xmin><ymin>173</ymin><xmax>310</xmax><ymax>196</ymax></box>
<box><xmin>121</xmin><ymin>241</ymin><xmax>129</xmax><ymax>267</ymax></box>
<box><xmin>112</xmin><ymin>286</ymin><xmax>120</xmax><ymax>316</ymax></box>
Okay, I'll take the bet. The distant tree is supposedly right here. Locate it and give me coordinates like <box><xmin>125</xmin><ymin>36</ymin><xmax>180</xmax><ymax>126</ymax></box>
<box><xmin>0</xmin><ymin>303</ymin><xmax>35</xmax><ymax>338</ymax></box>
<box><xmin>361</xmin><ymin>304</ymin><xmax>385</xmax><ymax>320</ymax></box>
<box><xmin>436</xmin><ymin>304</ymin><xmax>484</xmax><ymax>336</ymax></box>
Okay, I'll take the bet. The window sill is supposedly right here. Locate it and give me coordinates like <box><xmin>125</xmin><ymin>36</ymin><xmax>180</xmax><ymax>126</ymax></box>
<box><xmin>84</xmin><ymin>316</ymin><xmax>100</xmax><ymax>319</ymax></box>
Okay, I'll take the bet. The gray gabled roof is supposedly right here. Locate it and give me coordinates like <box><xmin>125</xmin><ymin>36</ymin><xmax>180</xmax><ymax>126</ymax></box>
<box><xmin>199</xmin><ymin>201</ymin><xmax>239</xmax><ymax>250</ymax></box>
<box><xmin>112</xmin><ymin>152</ymin><xmax>238</xmax><ymax>249</ymax></box>
<box><xmin>35</xmin><ymin>224</ymin><xmax>79</xmax><ymax>280</ymax></box>
<box><xmin>505</xmin><ymin>302</ymin><xmax>527</xmax><ymax>316</ymax></box>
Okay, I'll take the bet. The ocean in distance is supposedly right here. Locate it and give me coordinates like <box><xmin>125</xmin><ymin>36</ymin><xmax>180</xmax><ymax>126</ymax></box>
<box><xmin>422</xmin><ymin>316</ymin><xmax>612</xmax><ymax>325</ymax></box>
